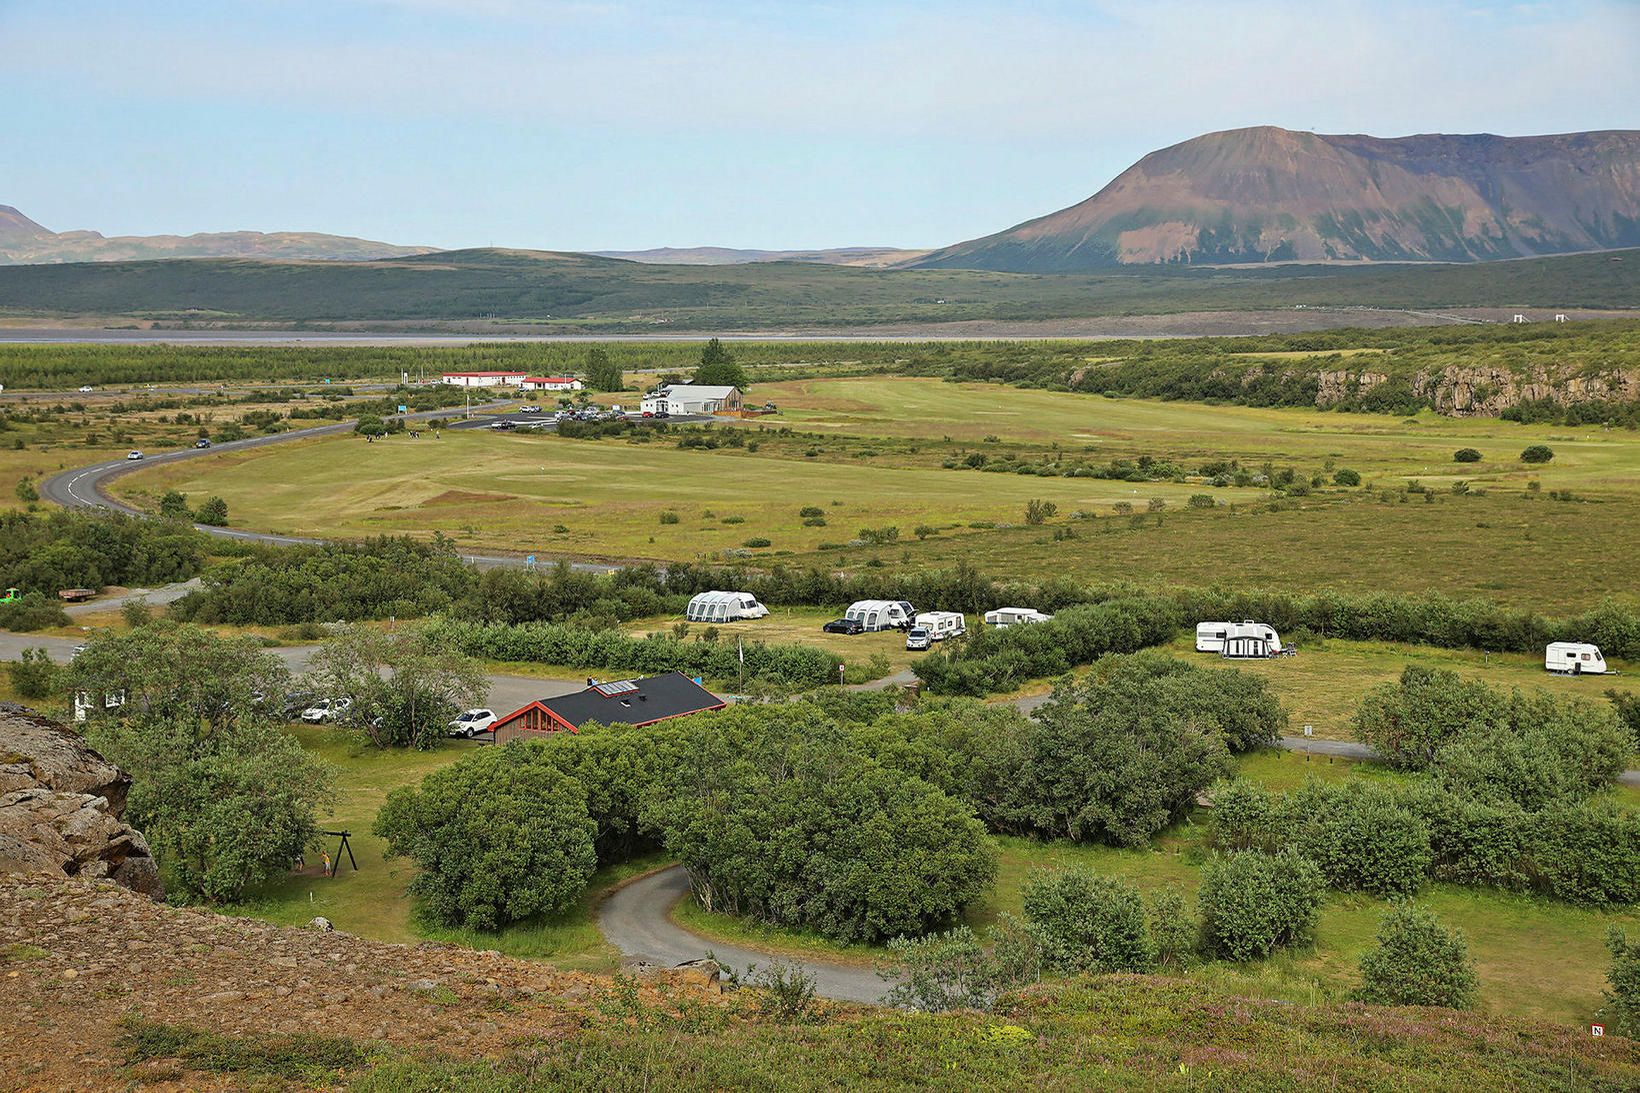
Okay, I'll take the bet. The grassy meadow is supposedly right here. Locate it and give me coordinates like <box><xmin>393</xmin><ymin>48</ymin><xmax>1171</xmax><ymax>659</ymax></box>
<box><xmin>112</xmin><ymin>374</ymin><xmax>1640</xmax><ymax>613</ymax></box>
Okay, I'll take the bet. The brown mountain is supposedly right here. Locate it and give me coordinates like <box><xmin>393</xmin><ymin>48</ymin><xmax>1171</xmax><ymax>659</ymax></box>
<box><xmin>911</xmin><ymin>126</ymin><xmax>1640</xmax><ymax>272</ymax></box>
<box><xmin>0</xmin><ymin>205</ymin><xmax>435</xmax><ymax>265</ymax></box>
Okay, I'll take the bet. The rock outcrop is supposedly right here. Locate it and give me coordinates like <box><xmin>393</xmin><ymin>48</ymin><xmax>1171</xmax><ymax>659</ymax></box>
<box><xmin>1311</xmin><ymin>364</ymin><xmax>1640</xmax><ymax>416</ymax></box>
<box><xmin>0</xmin><ymin>704</ymin><xmax>161</xmax><ymax>898</ymax></box>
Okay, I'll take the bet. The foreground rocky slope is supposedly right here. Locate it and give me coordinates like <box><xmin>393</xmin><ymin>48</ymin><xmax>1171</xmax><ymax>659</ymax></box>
<box><xmin>0</xmin><ymin>705</ymin><xmax>160</xmax><ymax>897</ymax></box>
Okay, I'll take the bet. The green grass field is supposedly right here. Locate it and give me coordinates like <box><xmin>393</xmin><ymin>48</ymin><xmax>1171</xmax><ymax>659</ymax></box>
<box><xmin>114</xmin><ymin>375</ymin><xmax>1640</xmax><ymax>611</ymax></box>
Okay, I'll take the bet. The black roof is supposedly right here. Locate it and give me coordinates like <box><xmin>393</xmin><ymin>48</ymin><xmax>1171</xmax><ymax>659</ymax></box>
<box><xmin>538</xmin><ymin>671</ymin><xmax>724</xmax><ymax>730</ymax></box>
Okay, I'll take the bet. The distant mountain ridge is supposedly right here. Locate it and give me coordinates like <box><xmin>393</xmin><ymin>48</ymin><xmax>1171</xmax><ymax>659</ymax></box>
<box><xmin>912</xmin><ymin>127</ymin><xmax>1640</xmax><ymax>272</ymax></box>
<box><xmin>593</xmin><ymin>245</ymin><xmax>928</xmax><ymax>267</ymax></box>
<box><xmin>0</xmin><ymin>205</ymin><xmax>435</xmax><ymax>265</ymax></box>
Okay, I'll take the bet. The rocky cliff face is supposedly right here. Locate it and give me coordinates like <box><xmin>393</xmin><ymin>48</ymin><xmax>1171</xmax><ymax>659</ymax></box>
<box><xmin>0</xmin><ymin>705</ymin><xmax>161</xmax><ymax>898</ymax></box>
<box><xmin>1312</xmin><ymin>363</ymin><xmax>1640</xmax><ymax>415</ymax></box>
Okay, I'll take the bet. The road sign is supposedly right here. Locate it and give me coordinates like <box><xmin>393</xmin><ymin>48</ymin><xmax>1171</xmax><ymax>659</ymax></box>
<box><xmin>1303</xmin><ymin>724</ymin><xmax>1313</xmax><ymax>737</ymax></box>
<box><xmin>398</xmin><ymin>405</ymin><xmax>408</xmax><ymax>414</ymax></box>
<box><xmin>525</xmin><ymin>555</ymin><xmax>536</xmax><ymax>569</ymax></box>
<box><xmin>1592</xmin><ymin>1023</ymin><xmax>1605</xmax><ymax>1037</ymax></box>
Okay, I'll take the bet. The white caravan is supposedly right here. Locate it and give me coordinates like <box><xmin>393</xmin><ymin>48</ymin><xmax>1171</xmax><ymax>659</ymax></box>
<box><xmin>914</xmin><ymin>611</ymin><xmax>967</xmax><ymax>640</ymax></box>
<box><xmin>1197</xmin><ymin>620</ymin><xmax>1282</xmax><ymax>655</ymax></box>
<box><xmin>686</xmin><ymin>591</ymin><xmax>770</xmax><ymax>623</ymax></box>
<box><xmin>844</xmin><ymin>599</ymin><xmax>914</xmax><ymax>631</ymax></box>
<box><xmin>1545</xmin><ymin>642</ymin><xmax>1608</xmax><ymax>675</ymax></box>
<box><xmin>984</xmin><ymin>607</ymin><xmax>1053</xmax><ymax>628</ymax></box>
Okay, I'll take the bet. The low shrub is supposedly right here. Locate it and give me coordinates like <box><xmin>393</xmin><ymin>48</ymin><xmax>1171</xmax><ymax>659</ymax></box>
<box><xmin>1355</xmin><ymin>903</ymin><xmax>1478</xmax><ymax>1009</ymax></box>
<box><xmin>1199</xmin><ymin>850</ymin><xmax>1325</xmax><ymax>961</ymax></box>
<box><xmin>1332</xmin><ymin>468</ymin><xmax>1361</xmax><ymax>486</ymax></box>
<box><xmin>1453</xmin><ymin>448</ymin><xmax>1482</xmax><ymax>463</ymax></box>
<box><xmin>1021</xmin><ymin>871</ymin><xmax>1155</xmax><ymax>973</ymax></box>
<box><xmin>1520</xmin><ymin>444</ymin><xmax>1555</xmax><ymax>464</ymax></box>
<box><xmin>1603</xmin><ymin>927</ymin><xmax>1640</xmax><ymax>1037</ymax></box>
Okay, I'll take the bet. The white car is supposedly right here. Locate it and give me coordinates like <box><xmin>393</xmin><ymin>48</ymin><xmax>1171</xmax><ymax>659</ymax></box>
<box><xmin>905</xmin><ymin>627</ymin><xmax>932</xmax><ymax>651</ymax></box>
<box><xmin>518</xmin><ymin>405</ymin><xmax>542</xmax><ymax>415</ymax></box>
<box><xmin>78</xmin><ymin>385</ymin><xmax>95</xmax><ymax>393</ymax></box>
<box><xmin>448</xmin><ymin>708</ymin><xmax>497</xmax><ymax>737</ymax></box>
<box><xmin>126</xmin><ymin>450</ymin><xmax>144</xmax><ymax>461</ymax></box>
<box><xmin>300</xmin><ymin>697</ymin><xmax>352</xmax><ymax>723</ymax></box>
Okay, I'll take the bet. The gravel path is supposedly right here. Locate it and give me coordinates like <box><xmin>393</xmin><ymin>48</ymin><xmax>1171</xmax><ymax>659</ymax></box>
<box><xmin>597</xmin><ymin>866</ymin><xmax>890</xmax><ymax>1004</ymax></box>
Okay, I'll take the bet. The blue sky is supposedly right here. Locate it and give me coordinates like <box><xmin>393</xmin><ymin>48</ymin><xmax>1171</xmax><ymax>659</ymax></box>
<box><xmin>4</xmin><ymin>1</ymin><xmax>1636</xmax><ymax>251</ymax></box>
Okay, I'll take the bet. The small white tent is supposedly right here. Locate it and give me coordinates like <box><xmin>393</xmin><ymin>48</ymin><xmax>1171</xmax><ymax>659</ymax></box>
<box><xmin>685</xmin><ymin>591</ymin><xmax>769</xmax><ymax>623</ymax></box>
<box><xmin>984</xmin><ymin>607</ymin><xmax>1053</xmax><ymax>628</ymax></box>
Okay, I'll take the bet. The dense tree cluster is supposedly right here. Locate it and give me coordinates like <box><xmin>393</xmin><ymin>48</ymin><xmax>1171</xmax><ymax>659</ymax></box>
<box><xmin>71</xmin><ymin>623</ymin><xmax>332</xmax><ymax>903</ymax></box>
<box><xmin>171</xmin><ymin>536</ymin><xmax>476</xmax><ymax>625</ymax></box>
<box><xmin>0</xmin><ymin>510</ymin><xmax>204</xmax><ymax>600</ymax></box>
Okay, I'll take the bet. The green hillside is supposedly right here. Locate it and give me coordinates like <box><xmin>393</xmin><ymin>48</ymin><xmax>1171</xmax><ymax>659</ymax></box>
<box><xmin>0</xmin><ymin>246</ymin><xmax>1634</xmax><ymax>330</ymax></box>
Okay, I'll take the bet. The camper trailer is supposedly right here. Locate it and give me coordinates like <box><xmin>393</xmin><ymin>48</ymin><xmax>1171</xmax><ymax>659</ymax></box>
<box><xmin>1546</xmin><ymin>642</ymin><xmax>1608</xmax><ymax>675</ymax></box>
<box><xmin>843</xmin><ymin>599</ymin><xmax>914</xmax><ymax>632</ymax></box>
<box><xmin>685</xmin><ymin>591</ymin><xmax>770</xmax><ymax>623</ymax></box>
<box><xmin>984</xmin><ymin>607</ymin><xmax>1053</xmax><ymax>628</ymax></box>
<box><xmin>1198</xmin><ymin>620</ymin><xmax>1282</xmax><ymax>655</ymax></box>
<box><xmin>914</xmin><ymin>611</ymin><xmax>967</xmax><ymax>641</ymax></box>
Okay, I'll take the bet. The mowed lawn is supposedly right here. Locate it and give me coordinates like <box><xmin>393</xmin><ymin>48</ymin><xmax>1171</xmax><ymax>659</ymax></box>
<box><xmin>754</xmin><ymin>376</ymin><xmax>1640</xmax><ymax>494</ymax></box>
<box><xmin>112</xmin><ymin>429</ymin><xmax>1218</xmax><ymax>560</ymax></box>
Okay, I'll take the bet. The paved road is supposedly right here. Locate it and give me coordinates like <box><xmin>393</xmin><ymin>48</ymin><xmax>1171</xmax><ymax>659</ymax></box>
<box><xmin>596</xmin><ymin>865</ymin><xmax>889</xmax><ymax>1004</ymax></box>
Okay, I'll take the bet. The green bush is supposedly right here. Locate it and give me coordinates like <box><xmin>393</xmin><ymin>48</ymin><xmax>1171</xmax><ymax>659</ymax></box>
<box><xmin>1356</xmin><ymin>903</ymin><xmax>1477</xmax><ymax>1009</ymax></box>
<box><xmin>7</xmin><ymin>647</ymin><xmax>63</xmax><ymax>699</ymax></box>
<box><xmin>1147</xmin><ymin>889</ymin><xmax>1197</xmax><ymax>968</ymax></box>
<box><xmin>1199</xmin><ymin>850</ymin><xmax>1325</xmax><ymax>961</ymax></box>
<box><xmin>648</xmin><ymin>706</ymin><xmax>996</xmax><ymax>943</ymax></box>
<box><xmin>1354</xmin><ymin>667</ymin><xmax>1628</xmax><ymax>806</ymax></box>
<box><xmin>0</xmin><ymin>593</ymin><xmax>70</xmax><ymax>633</ymax></box>
<box><xmin>1187</xmin><ymin>494</ymin><xmax>1216</xmax><ymax>508</ymax></box>
<box><xmin>375</xmin><ymin>744</ymin><xmax>598</xmax><ymax>931</ymax></box>
<box><xmin>988</xmin><ymin>656</ymin><xmax>1248</xmax><ymax>846</ymax></box>
<box><xmin>742</xmin><ymin>537</ymin><xmax>772</xmax><ymax>548</ymax></box>
<box><xmin>1605</xmin><ymin>689</ymin><xmax>1640</xmax><ymax>753</ymax></box>
<box><xmin>1332</xmin><ymin>468</ymin><xmax>1361</xmax><ymax>486</ymax></box>
<box><xmin>1602</xmin><ymin>927</ymin><xmax>1640</xmax><ymax>1037</ymax></box>
<box><xmin>1021</xmin><ymin>870</ymin><xmax>1156</xmax><ymax>973</ymax></box>
<box><xmin>193</xmin><ymin>496</ymin><xmax>229</xmax><ymax>527</ymax></box>
<box><xmin>13</xmin><ymin>477</ymin><xmax>38</xmax><ymax>502</ymax></box>
<box><xmin>659</xmin><ymin>510</ymin><xmax>680</xmax><ymax>525</ymax></box>
<box><xmin>1520</xmin><ymin>444</ymin><xmax>1555</xmax><ymax>464</ymax></box>
<box><xmin>1453</xmin><ymin>448</ymin><xmax>1482</xmax><ymax>463</ymax></box>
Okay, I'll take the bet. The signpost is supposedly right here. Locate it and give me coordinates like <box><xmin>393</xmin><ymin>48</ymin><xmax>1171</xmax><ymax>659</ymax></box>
<box><xmin>525</xmin><ymin>554</ymin><xmax>537</xmax><ymax>571</ymax></box>
<box><xmin>1591</xmin><ymin>1023</ymin><xmax>1605</xmax><ymax>1037</ymax></box>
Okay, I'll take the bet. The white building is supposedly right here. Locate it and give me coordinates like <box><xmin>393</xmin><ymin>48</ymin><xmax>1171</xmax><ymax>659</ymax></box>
<box><xmin>521</xmin><ymin>376</ymin><xmax>584</xmax><ymax>392</ymax></box>
<box><xmin>641</xmin><ymin>383</ymin><xmax>743</xmax><ymax>416</ymax></box>
<box><xmin>440</xmin><ymin>371</ymin><xmax>527</xmax><ymax>388</ymax></box>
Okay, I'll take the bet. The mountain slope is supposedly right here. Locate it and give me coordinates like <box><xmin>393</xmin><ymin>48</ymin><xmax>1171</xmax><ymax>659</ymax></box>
<box><xmin>0</xmin><ymin>204</ymin><xmax>436</xmax><ymax>265</ymax></box>
<box><xmin>913</xmin><ymin>127</ymin><xmax>1640</xmax><ymax>272</ymax></box>
<box><xmin>593</xmin><ymin>245</ymin><xmax>930</xmax><ymax>267</ymax></box>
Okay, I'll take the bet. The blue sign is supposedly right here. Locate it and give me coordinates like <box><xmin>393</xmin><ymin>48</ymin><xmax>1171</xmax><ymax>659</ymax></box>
<box><xmin>398</xmin><ymin>404</ymin><xmax>408</xmax><ymax>413</ymax></box>
<box><xmin>525</xmin><ymin>555</ymin><xmax>536</xmax><ymax>569</ymax></box>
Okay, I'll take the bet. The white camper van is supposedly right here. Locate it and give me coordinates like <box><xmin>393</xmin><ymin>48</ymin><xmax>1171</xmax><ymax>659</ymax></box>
<box><xmin>1198</xmin><ymin>620</ymin><xmax>1282</xmax><ymax>655</ymax></box>
<box><xmin>1546</xmin><ymin>642</ymin><xmax>1608</xmax><ymax>675</ymax></box>
<box><xmin>685</xmin><ymin>591</ymin><xmax>770</xmax><ymax>623</ymax></box>
<box><xmin>914</xmin><ymin>611</ymin><xmax>967</xmax><ymax>641</ymax></box>
<box><xmin>984</xmin><ymin>607</ymin><xmax>1053</xmax><ymax>628</ymax></box>
<box><xmin>844</xmin><ymin>599</ymin><xmax>914</xmax><ymax>632</ymax></box>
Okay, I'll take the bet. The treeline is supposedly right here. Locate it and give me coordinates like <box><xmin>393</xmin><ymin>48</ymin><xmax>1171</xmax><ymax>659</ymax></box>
<box><xmin>0</xmin><ymin>511</ymin><xmax>205</xmax><ymax>630</ymax></box>
<box><xmin>1212</xmin><ymin>666</ymin><xmax>1637</xmax><ymax>905</ymax></box>
<box><xmin>419</xmin><ymin>617</ymin><xmax>843</xmax><ymax>688</ymax></box>
<box><xmin>913</xmin><ymin>319</ymin><xmax>1640</xmax><ymax>419</ymax></box>
<box><xmin>375</xmin><ymin>654</ymin><xmax>1284</xmax><ymax>938</ymax></box>
<box><xmin>913</xmin><ymin>597</ymin><xmax>1182</xmax><ymax>694</ymax></box>
<box><xmin>170</xmin><ymin>536</ymin><xmax>476</xmax><ymax>625</ymax></box>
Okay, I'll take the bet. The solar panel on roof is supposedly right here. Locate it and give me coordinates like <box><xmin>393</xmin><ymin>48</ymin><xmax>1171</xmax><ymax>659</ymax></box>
<box><xmin>594</xmin><ymin>680</ymin><xmax>639</xmax><ymax>697</ymax></box>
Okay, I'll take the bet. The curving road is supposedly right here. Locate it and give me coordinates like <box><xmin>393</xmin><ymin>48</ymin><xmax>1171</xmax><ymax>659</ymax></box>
<box><xmin>597</xmin><ymin>865</ymin><xmax>889</xmax><ymax>1004</ymax></box>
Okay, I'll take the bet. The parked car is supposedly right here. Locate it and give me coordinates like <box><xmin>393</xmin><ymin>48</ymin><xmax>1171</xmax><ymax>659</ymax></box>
<box><xmin>518</xmin><ymin>405</ymin><xmax>542</xmax><ymax>415</ymax></box>
<box><xmin>300</xmin><ymin>697</ymin><xmax>352</xmax><ymax>724</ymax></box>
<box><xmin>489</xmin><ymin>420</ymin><xmax>517</xmax><ymax>430</ymax></box>
<box><xmin>905</xmin><ymin>627</ymin><xmax>932</xmax><ymax>651</ymax></box>
<box><xmin>194</xmin><ymin>438</ymin><xmax>212</xmax><ymax>449</ymax></box>
<box><xmin>448</xmin><ymin>708</ymin><xmax>498</xmax><ymax>737</ymax></box>
<box><xmin>125</xmin><ymin>450</ymin><xmax>144</xmax><ymax>461</ymax></box>
<box><xmin>78</xmin><ymin>385</ymin><xmax>95</xmax><ymax>393</ymax></box>
<box><xmin>822</xmin><ymin>618</ymin><xmax>866</xmax><ymax>635</ymax></box>
<box><xmin>281</xmin><ymin>690</ymin><xmax>316</xmax><ymax>718</ymax></box>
